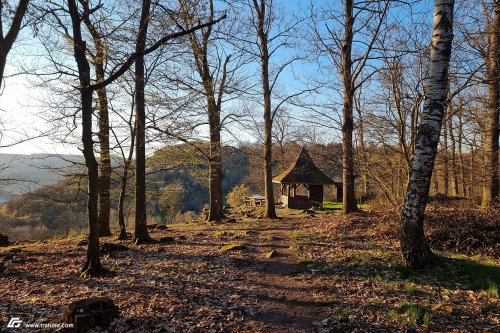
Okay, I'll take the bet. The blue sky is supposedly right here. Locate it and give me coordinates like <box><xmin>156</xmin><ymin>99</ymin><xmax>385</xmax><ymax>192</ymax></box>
<box><xmin>0</xmin><ymin>0</ymin><xmax>434</xmax><ymax>155</ymax></box>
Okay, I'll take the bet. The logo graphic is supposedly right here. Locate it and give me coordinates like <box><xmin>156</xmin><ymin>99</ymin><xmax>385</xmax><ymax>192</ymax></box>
<box><xmin>7</xmin><ymin>317</ymin><xmax>22</xmax><ymax>328</ymax></box>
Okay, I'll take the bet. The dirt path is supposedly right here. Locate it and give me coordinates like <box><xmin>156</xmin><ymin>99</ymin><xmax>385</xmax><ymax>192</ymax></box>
<box><xmin>215</xmin><ymin>218</ymin><xmax>328</xmax><ymax>332</ymax></box>
<box><xmin>0</xmin><ymin>214</ymin><xmax>330</xmax><ymax>333</ymax></box>
<box><xmin>1</xmin><ymin>210</ymin><xmax>499</xmax><ymax>332</ymax></box>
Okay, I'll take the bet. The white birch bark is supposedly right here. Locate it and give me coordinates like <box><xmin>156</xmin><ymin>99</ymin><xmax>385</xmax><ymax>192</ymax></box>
<box><xmin>401</xmin><ymin>0</ymin><xmax>455</xmax><ymax>269</ymax></box>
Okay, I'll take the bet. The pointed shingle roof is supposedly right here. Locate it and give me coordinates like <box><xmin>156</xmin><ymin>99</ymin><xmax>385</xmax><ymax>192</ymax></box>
<box><xmin>273</xmin><ymin>147</ymin><xmax>334</xmax><ymax>185</ymax></box>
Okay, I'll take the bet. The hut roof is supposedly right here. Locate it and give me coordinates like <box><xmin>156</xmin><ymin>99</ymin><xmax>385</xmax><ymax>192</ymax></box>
<box><xmin>273</xmin><ymin>147</ymin><xmax>334</xmax><ymax>185</ymax></box>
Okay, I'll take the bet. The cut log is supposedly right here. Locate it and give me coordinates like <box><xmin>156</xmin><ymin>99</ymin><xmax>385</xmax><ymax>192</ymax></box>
<box><xmin>0</xmin><ymin>234</ymin><xmax>9</xmax><ymax>247</ymax></box>
<box><xmin>61</xmin><ymin>297</ymin><xmax>119</xmax><ymax>332</ymax></box>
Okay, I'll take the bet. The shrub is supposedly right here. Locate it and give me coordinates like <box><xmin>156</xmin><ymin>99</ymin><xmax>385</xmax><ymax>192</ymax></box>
<box><xmin>226</xmin><ymin>184</ymin><xmax>252</xmax><ymax>208</ymax></box>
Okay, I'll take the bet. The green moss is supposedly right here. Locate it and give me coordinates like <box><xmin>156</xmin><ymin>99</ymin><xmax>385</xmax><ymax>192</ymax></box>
<box><xmin>220</xmin><ymin>244</ymin><xmax>246</xmax><ymax>252</ymax></box>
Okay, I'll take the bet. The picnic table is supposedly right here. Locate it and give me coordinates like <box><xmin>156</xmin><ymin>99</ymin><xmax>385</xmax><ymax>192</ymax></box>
<box><xmin>243</xmin><ymin>195</ymin><xmax>266</xmax><ymax>207</ymax></box>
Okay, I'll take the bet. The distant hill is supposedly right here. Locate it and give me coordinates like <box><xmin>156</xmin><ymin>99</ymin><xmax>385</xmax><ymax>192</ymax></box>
<box><xmin>0</xmin><ymin>153</ymin><xmax>83</xmax><ymax>202</ymax></box>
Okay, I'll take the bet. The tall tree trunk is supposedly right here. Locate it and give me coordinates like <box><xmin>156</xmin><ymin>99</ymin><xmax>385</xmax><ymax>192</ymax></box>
<box><xmin>133</xmin><ymin>0</ymin><xmax>152</xmax><ymax>243</ymax></box>
<box><xmin>433</xmin><ymin>171</ymin><xmax>439</xmax><ymax>195</ymax></box>
<box><xmin>207</xmin><ymin>108</ymin><xmax>224</xmax><ymax>221</ymax></box>
<box><xmin>83</xmin><ymin>13</ymin><xmax>112</xmax><ymax>236</ymax></box>
<box><xmin>356</xmin><ymin>103</ymin><xmax>369</xmax><ymax>198</ymax></box>
<box><xmin>341</xmin><ymin>0</ymin><xmax>359</xmax><ymax>214</ymax></box>
<box><xmin>96</xmin><ymin>62</ymin><xmax>112</xmax><ymax>237</ymax></box>
<box><xmin>470</xmin><ymin>145</ymin><xmax>476</xmax><ymax>199</ymax></box>
<box><xmin>182</xmin><ymin>1</ymin><xmax>226</xmax><ymax>222</ymax></box>
<box><xmin>117</xmin><ymin>169</ymin><xmax>129</xmax><ymax>240</ymax></box>
<box><xmin>254</xmin><ymin>0</ymin><xmax>276</xmax><ymax>219</ymax></box>
<box><xmin>263</xmin><ymin>109</ymin><xmax>276</xmax><ymax>218</ymax></box>
<box><xmin>67</xmin><ymin>0</ymin><xmax>104</xmax><ymax>276</ymax></box>
<box><xmin>448</xmin><ymin>108</ymin><xmax>459</xmax><ymax>196</ymax></box>
<box><xmin>118</xmin><ymin>125</ymin><xmax>134</xmax><ymax>240</ymax></box>
<box><xmin>401</xmin><ymin>0</ymin><xmax>455</xmax><ymax>269</ymax></box>
<box><xmin>0</xmin><ymin>54</ymin><xmax>6</xmax><ymax>90</ymax></box>
<box><xmin>442</xmin><ymin>116</ymin><xmax>449</xmax><ymax>196</ymax></box>
<box><xmin>482</xmin><ymin>1</ymin><xmax>500</xmax><ymax>207</ymax></box>
<box><xmin>458</xmin><ymin>108</ymin><xmax>467</xmax><ymax>196</ymax></box>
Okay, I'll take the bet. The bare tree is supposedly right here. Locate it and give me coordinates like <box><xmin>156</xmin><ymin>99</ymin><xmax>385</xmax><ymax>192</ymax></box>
<box><xmin>242</xmin><ymin>0</ymin><xmax>305</xmax><ymax>218</ymax></box>
<box><xmin>81</xmin><ymin>2</ymin><xmax>113</xmax><ymax>237</ymax></box>
<box><xmin>46</xmin><ymin>0</ymin><xmax>225</xmax><ymax>274</ymax></box>
<box><xmin>311</xmin><ymin>0</ymin><xmax>390</xmax><ymax>214</ymax></box>
<box><xmin>401</xmin><ymin>0</ymin><xmax>455</xmax><ymax>269</ymax></box>
<box><xmin>113</xmin><ymin>108</ymin><xmax>135</xmax><ymax>240</ymax></box>
<box><xmin>133</xmin><ymin>0</ymin><xmax>152</xmax><ymax>243</ymax></box>
<box><xmin>67</xmin><ymin>0</ymin><xmax>104</xmax><ymax>276</ymax></box>
<box><xmin>252</xmin><ymin>0</ymin><xmax>276</xmax><ymax>218</ymax></box>
<box><xmin>175</xmin><ymin>0</ymin><xmax>238</xmax><ymax>221</ymax></box>
<box><xmin>0</xmin><ymin>0</ymin><xmax>29</xmax><ymax>91</ymax></box>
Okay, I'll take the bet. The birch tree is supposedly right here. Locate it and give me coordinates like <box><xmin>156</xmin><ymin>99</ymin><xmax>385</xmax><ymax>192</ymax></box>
<box><xmin>401</xmin><ymin>0</ymin><xmax>455</xmax><ymax>269</ymax></box>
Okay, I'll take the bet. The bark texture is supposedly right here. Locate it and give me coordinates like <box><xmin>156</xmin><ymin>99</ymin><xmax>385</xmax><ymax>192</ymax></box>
<box><xmin>482</xmin><ymin>0</ymin><xmax>500</xmax><ymax>207</ymax></box>
<box><xmin>341</xmin><ymin>0</ymin><xmax>359</xmax><ymax>214</ymax></box>
<box><xmin>82</xmin><ymin>14</ymin><xmax>112</xmax><ymax>237</ymax></box>
<box><xmin>118</xmin><ymin>123</ymin><xmax>135</xmax><ymax>240</ymax></box>
<box><xmin>253</xmin><ymin>0</ymin><xmax>277</xmax><ymax>219</ymax></box>
<box><xmin>97</xmin><ymin>84</ymin><xmax>112</xmax><ymax>237</ymax></box>
<box><xmin>401</xmin><ymin>0</ymin><xmax>455</xmax><ymax>269</ymax></box>
<box><xmin>133</xmin><ymin>0</ymin><xmax>152</xmax><ymax>243</ymax></box>
<box><xmin>67</xmin><ymin>0</ymin><xmax>104</xmax><ymax>276</ymax></box>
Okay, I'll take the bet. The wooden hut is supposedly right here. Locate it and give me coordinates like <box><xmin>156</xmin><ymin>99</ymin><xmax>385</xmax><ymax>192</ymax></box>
<box><xmin>273</xmin><ymin>147</ymin><xmax>335</xmax><ymax>209</ymax></box>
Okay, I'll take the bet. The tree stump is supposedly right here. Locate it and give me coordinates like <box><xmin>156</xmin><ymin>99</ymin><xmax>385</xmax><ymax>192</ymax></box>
<box><xmin>62</xmin><ymin>297</ymin><xmax>119</xmax><ymax>333</ymax></box>
<box><xmin>0</xmin><ymin>234</ymin><xmax>9</xmax><ymax>247</ymax></box>
<box><xmin>100</xmin><ymin>243</ymin><xmax>129</xmax><ymax>254</ymax></box>
<box><xmin>159</xmin><ymin>236</ymin><xmax>175</xmax><ymax>244</ymax></box>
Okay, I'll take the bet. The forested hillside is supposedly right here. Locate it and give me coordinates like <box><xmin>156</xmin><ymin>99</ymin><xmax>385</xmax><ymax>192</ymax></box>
<box><xmin>0</xmin><ymin>154</ymin><xmax>82</xmax><ymax>202</ymax></box>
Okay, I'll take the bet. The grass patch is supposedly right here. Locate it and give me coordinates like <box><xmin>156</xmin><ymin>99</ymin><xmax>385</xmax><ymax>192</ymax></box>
<box><xmin>433</xmin><ymin>256</ymin><xmax>500</xmax><ymax>291</ymax></box>
<box><xmin>297</xmin><ymin>258</ymin><xmax>315</xmax><ymax>265</ymax></box>
<box><xmin>322</xmin><ymin>201</ymin><xmax>370</xmax><ymax>211</ymax></box>
<box><xmin>290</xmin><ymin>230</ymin><xmax>312</xmax><ymax>240</ymax></box>
<box><xmin>487</xmin><ymin>283</ymin><xmax>498</xmax><ymax>298</ymax></box>
<box><xmin>240</xmin><ymin>207</ymin><xmax>265</xmax><ymax>219</ymax></box>
<box><xmin>405</xmin><ymin>283</ymin><xmax>417</xmax><ymax>295</ymax></box>
<box><xmin>390</xmin><ymin>301</ymin><xmax>433</xmax><ymax>325</ymax></box>
<box><xmin>369</xmin><ymin>297</ymin><xmax>383</xmax><ymax>307</ymax></box>
<box><xmin>393</xmin><ymin>255</ymin><xmax>500</xmax><ymax>294</ymax></box>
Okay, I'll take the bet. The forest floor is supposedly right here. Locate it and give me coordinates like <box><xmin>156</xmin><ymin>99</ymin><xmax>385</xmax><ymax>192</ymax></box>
<box><xmin>0</xmin><ymin>202</ymin><xmax>499</xmax><ymax>332</ymax></box>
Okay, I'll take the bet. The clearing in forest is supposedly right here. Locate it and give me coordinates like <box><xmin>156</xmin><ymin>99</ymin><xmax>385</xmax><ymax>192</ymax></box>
<box><xmin>0</xmin><ymin>206</ymin><xmax>499</xmax><ymax>332</ymax></box>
